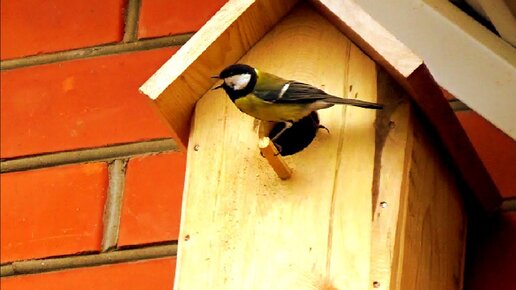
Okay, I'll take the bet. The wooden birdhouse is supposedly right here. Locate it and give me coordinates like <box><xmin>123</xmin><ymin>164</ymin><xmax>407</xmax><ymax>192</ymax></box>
<box><xmin>140</xmin><ymin>0</ymin><xmax>502</xmax><ymax>289</ymax></box>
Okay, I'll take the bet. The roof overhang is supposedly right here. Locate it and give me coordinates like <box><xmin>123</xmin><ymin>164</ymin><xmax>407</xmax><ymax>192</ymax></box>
<box><xmin>353</xmin><ymin>0</ymin><xmax>516</xmax><ymax>140</ymax></box>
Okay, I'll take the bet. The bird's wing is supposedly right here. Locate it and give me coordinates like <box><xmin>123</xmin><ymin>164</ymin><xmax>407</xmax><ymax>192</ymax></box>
<box><xmin>254</xmin><ymin>81</ymin><xmax>330</xmax><ymax>104</ymax></box>
<box><xmin>255</xmin><ymin>81</ymin><xmax>383</xmax><ymax>109</ymax></box>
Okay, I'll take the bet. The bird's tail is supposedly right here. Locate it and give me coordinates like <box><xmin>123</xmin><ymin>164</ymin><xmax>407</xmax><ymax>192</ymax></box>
<box><xmin>324</xmin><ymin>96</ymin><xmax>383</xmax><ymax>109</ymax></box>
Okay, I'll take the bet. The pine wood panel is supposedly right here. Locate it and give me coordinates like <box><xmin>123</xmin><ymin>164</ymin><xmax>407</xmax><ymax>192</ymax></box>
<box><xmin>175</xmin><ymin>5</ymin><xmax>378</xmax><ymax>289</ymax></box>
<box><xmin>394</xmin><ymin>118</ymin><xmax>467</xmax><ymax>290</ymax></box>
<box><xmin>369</xmin><ymin>72</ymin><xmax>414</xmax><ymax>290</ymax></box>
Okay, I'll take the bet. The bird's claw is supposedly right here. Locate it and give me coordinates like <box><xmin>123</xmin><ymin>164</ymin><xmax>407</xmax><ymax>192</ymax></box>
<box><xmin>273</xmin><ymin>142</ymin><xmax>283</xmax><ymax>155</ymax></box>
<box><xmin>318</xmin><ymin>124</ymin><xmax>330</xmax><ymax>134</ymax></box>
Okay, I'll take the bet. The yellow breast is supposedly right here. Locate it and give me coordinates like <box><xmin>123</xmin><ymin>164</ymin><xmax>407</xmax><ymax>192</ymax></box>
<box><xmin>234</xmin><ymin>94</ymin><xmax>310</xmax><ymax>122</ymax></box>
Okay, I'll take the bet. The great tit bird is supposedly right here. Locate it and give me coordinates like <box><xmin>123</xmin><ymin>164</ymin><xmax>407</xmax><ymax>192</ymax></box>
<box><xmin>212</xmin><ymin>64</ymin><xmax>383</xmax><ymax>141</ymax></box>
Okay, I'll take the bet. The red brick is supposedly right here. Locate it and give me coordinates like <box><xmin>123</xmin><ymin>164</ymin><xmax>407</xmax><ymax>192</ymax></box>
<box><xmin>118</xmin><ymin>153</ymin><xmax>186</xmax><ymax>246</ymax></box>
<box><xmin>1</xmin><ymin>48</ymin><xmax>179</xmax><ymax>159</ymax></box>
<box><xmin>456</xmin><ymin>111</ymin><xmax>516</xmax><ymax>198</ymax></box>
<box><xmin>1</xmin><ymin>257</ymin><xmax>176</xmax><ymax>290</ymax></box>
<box><xmin>0</xmin><ymin>0</ymin><xmax>125</xmax><ymax>60</ymax></box>
<box><xmin>465</xmin><ymin>213</ymin><xmax>516</xmax><ymax>290</ymax></box>
<box><xmin>0</xmin><ymin>163</ymin><xmax>108</xmax><ymax>262</ymax></box>
<box><xmin>138</xmin><ymin>0</ymin><xmax>228</xmax><ymax>39</ymax></box>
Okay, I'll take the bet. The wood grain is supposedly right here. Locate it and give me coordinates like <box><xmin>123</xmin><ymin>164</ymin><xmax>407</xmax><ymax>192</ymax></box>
<box><xmin>370</xmin><ymin>100</ymin><xmax>414</xmax><ymax>289</ymax></box>
<box><xmin>370</xmin><ymin>70</ymin><xmax>468</xmax><ymax>290</ymax></box>
<box><xmin>175</xmin><ymin>5</ymin><xmax>377</xmax><ymax>289</ymax></box>
<box><xmin>394</xmin><ymin>117</ymin><xmax>467</xmax><ymax>290</ymax></box>
<box><xmin>140</xmin><ymin>0</ymin><xmax>297</xmax><ymax>148</ymax></box>
<box><xmin>325</xmin><ymin>42</ymin><xmax>377</xmax><ymax>290</ymax></box>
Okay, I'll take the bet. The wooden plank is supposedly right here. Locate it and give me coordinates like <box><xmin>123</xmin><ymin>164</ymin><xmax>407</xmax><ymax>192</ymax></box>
<box><xmin>326</xmin><ymin>42</ymin><xmax>376</xmax><ymax>290</ymax></box>
<box><xmin>140</xmin><ymin>0</ymin><xmax>298</xmax><ymax>149</ymax></box>
<box><xmin>311</xmin><ymin>0</ymin><xmax>502</xmax><ymax>212</ymax></box>
<box><xmin>175</xmin><ymin>5</ymin><xmax>377</xmax><ymax>289</ymax></box>
<box><xmin>370</xmin><ymin>70</ymin><xmax>414</xmax><ymax>290</ymax></box>
<box><xmin>393</xmin><ymin>116</ymin><xmax>468</xmax><ymax>290</ymax></box>
<box><xmin>373</xmin><ymin>72</ymin><xmax>468</xmax><ymax>290</ymax></box>
<box><xmin>390</xmin><ymin>129</ymin><xmax>413</xmax><ymax>290</ymax></box>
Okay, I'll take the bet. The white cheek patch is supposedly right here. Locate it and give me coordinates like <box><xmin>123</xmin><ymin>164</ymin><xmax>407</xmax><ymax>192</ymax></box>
<box><xmin>224</xmin><ymin>73</ymin><xmax>252</xmax><ymax>90</ymax></box>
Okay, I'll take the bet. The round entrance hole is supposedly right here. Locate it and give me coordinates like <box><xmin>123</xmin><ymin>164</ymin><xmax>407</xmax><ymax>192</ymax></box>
<box><xmin>268</xmin><ymin>111</ymin><xmax>325</xmax><ymax>156</ymax></box>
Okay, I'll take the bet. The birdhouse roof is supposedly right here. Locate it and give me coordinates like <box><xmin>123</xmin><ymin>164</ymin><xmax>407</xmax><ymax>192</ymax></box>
<box><xmin>140</xmin><ymin>0</ymin><xmax>501</xmax><ymax>212</ymax></box>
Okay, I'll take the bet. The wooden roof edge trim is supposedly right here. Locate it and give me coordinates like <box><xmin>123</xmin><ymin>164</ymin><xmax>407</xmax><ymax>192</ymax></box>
<box><xmin>310</xmin><ymin>0</ymin><xmax>423</xmax><ymax>79</ymax></box>
<box><xmin>139</xmin><ymin>0</ymin><xmax>258</xmax><ymax>100</ymax></box>
<box><xmin>407</xmin><ymin>65</ymin><xmax>502</xmax><ymax>212</ymax></box>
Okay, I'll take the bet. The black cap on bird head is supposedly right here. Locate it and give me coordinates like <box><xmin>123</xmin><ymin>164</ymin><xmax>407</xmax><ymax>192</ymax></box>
<box><xmin>216</xmin><ymin>64</ymin><xmax>255</xmax><ymax>78</ymax></box>
<box><xmin>211</xmin><ymin>64</ymin><xmax>257</xmax><ymax>98</ymax></box>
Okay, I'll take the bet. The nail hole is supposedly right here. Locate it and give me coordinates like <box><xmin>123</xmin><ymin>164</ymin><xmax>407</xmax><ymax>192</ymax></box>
<box><xmin>193</xmin><ymin>144</ymin><xmax>200</xmax><ymax>151</ymax></box>
<box><xmin>184</xmin><ymin>234</ymin><xmax>190</xmax><ymax>241</ymax></box>
<box><xmin>389</xmin><ymin>121</ymin><xmax>396</xmax><ymax>129</ymax></box>
<box><xmin>380</xmin><ymin>201</ymin><xmax>388</xmax><ymax>208</ymax></box>
<box><xmin>373</xmin><ymin>281</ymin><xmax>381</xmax><ymax>288</ymax></box>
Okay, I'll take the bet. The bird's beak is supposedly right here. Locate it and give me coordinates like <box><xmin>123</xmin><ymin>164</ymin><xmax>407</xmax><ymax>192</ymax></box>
<box><xmin>211</xmin><ymin>75</ymin><xmax>223</xmax><ymax>90</ymax></box>
<box><xmin>212</xmin><ymin>83</ymin><xmax>224</xmax><ymax>90</ymax></box>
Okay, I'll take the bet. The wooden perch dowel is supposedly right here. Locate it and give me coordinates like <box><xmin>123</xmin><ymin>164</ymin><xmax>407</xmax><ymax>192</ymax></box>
<box><xmin>258</xmin><ymin>137</ymin><xmax>292</xmax><ymax>180</ymax></box>
<box><xmin>258</xmin><ymin>120</ymin><xmax>292</xmax><ymax>180</ymax></box>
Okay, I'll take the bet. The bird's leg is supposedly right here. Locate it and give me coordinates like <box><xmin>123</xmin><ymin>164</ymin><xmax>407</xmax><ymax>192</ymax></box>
<box><xmin>270</xmin><ymin>121</ymin><xmax>293</xmax><ymax>142</ymax></box>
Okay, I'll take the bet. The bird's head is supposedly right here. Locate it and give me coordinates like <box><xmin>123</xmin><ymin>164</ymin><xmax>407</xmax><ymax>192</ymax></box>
<box><xmin>212</xmin><ymin>64</ymin><xmax>257</xmax><ymax>98</ymax></box>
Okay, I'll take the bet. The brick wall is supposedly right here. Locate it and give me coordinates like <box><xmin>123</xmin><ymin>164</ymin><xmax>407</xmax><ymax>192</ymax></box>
<box><xmin>1</xmin><ymin>0</ymin><xmax>226</xmax><ymax>288</ymax></box>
